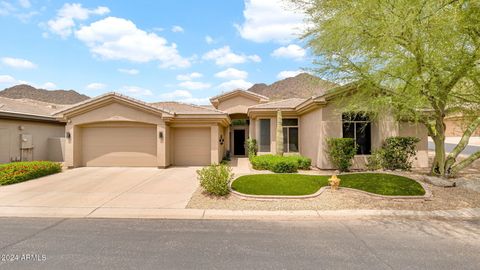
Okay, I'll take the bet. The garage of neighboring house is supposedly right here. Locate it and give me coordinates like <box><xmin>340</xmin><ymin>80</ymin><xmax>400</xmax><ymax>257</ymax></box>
<box><xmin>81</xmin><ymin>123</ymin><xmax>157</xmax><ymax>167</ymax></box>
<box><xmin>172</xmin><ymin>127</ymin><xmax>211</xmax><ymax>166</ymax></box>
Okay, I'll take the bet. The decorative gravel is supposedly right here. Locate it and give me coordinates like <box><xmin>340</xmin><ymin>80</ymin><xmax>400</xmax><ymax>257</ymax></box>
<box><xmin>187</xmin><ymin>183</ymin><xmax>480</xmax><ymax>211</ymax></box>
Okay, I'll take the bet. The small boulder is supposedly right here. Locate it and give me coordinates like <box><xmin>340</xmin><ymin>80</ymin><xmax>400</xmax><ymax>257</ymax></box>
<box><xmin>423</xmin><ymin>175</ymin><xmax>456</xmax><ymax>187</ymax></box>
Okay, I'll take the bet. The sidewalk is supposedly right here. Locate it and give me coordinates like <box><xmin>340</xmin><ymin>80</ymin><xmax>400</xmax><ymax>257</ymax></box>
<box><xmin>0</xmin><ymin>206</ymin><xmax>479</xmax><ymax>220</ymax></box>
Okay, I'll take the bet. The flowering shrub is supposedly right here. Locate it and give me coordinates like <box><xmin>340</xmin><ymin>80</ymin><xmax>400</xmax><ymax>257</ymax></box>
<box><xmin>0</xmin><ymin>161</ymin><xmax>62</xmax><ymax>185</ymax></box>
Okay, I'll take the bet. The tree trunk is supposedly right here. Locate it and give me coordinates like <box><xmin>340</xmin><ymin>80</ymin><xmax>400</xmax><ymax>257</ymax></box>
<box><xmin>431</xmin><ymin>135</ymin><xmax>447</xmax><ymax>176</ymax></box>
<box><xmin>276</xmin><ymin>110</ymin><xmax>284</xmax><ymax>156</ymax></box>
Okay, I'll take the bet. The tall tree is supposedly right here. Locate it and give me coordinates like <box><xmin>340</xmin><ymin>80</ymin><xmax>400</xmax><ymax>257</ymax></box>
<box><xmin>294</xmin><ymin>0</ymin><xmax>480</xmax><ymax>177</ymax></box>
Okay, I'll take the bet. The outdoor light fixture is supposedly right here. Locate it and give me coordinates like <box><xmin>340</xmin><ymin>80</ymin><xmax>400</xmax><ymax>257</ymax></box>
<box><xmin>66</xmin><ymin>132</ymin><xmax>71</xmax><ymax>139</ymax></box>
<box><xmin>159</xmin><ymin>131</ymin><xmax>163</xmax><ymax>139</ymax></box>
<box><xmin>219</xmin><ymin>135</ymin><xmax>224</xmax><ymax>145</ymax></box>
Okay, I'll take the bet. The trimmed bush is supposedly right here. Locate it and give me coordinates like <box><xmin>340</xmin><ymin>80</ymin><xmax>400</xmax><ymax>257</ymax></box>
<box><xmin>366</xmin><ymin>149</ymin><xmax>384</xmax><ymax>171</ymax></box>
<box><xmin>381</xmin><ymin>136</ymin><xmax>420</xmax><ymax>170</ymax></box>
<box><xmin>249</xmin><ymin>154</ymin><xmax>311</xmax><ymax>173</ymax></box>
<box><xmin>197</xmin><ymin>164</ymin><xmax>233</xmax><ymax>196</ymax></box>
<box><xmin>295</xmin><ymin>156</ymin><xmax>312</xmax><ymax>170</ymax></box>
<box><xmin>327</xmin><ymin>138</ymin><xmax>357</xmax><ymax>172</ymax></box>
<box><xmin>0</xmin><ymin>161</ymin><xmax>62</xmax><ymax>185</ymax></box>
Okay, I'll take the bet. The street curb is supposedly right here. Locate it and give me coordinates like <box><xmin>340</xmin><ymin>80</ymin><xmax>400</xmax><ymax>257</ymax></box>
<box><xmin>0</xmin><ymin>206</ymin><xmax>478</xmax><ymax>220</ymax></box>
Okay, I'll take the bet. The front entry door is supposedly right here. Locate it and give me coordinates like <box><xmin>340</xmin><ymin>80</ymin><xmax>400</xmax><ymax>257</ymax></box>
<box><xmin>233</xmin><ymin>129</ymin><xmax>246</xmax><ymax>156</ymax></box>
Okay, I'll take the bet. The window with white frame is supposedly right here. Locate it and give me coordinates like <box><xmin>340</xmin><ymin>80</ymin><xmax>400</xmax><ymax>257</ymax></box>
<box><xmin>342</xmin><ymin>113</ymin><xmax>371</xmax><ymax>155</ymax></box>
<box><xmin>282</xmin><ymin>118</ymin><xmax>299</xmax><ymax>152</ymax></box>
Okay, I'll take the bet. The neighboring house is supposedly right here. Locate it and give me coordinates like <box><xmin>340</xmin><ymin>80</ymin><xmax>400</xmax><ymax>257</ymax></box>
<box><xmin>0</xmin><ymin>97</ymin><xmax>66</xmax><ymax>163</ymax></box>
<box><xmin>0</xmin><ymin>85</ymin><xmax>429</xmax><ymax>169</ymax></box>
<box><xmin>444</xmin><ymin>114</ymin><xmax>480</xmax><ymax>137</ymax></box>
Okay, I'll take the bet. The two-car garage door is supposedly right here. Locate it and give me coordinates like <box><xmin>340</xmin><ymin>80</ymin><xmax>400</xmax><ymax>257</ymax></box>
<box><xmin>80</xmin><ymin>124</ymin><xmax>211</xmax><ymax>167</ymax></box>
<box><xmin>82</xmin><ymin>125</ymin><xmax>157</xmax><ymax>167</ymax></box>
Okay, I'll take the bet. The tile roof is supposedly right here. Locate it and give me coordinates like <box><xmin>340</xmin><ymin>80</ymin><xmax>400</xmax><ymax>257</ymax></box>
<box><xmin>248</xmin><ymin>98</ymin><xmax>307</xmax><ymax>110</ymax></box>
<box><xmin>0</xmin><ymin>96</ymin><xmax>68</xmax><ymax>117</ymax></box>
<box><xmin>150</xmin><ymin>101</ymin><xmax>226</xmax><ymax>115</ymax></box>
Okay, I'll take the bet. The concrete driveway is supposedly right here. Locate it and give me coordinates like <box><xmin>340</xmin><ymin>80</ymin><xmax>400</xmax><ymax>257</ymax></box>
<box><xmin>0</xmin><ymin>167</ymin><xmax>199</xmax><ymax>210</ymax></box>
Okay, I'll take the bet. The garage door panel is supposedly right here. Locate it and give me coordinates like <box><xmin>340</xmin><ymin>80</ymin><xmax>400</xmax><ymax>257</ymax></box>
<box><xmin>82</xmin><ymin>126</ymin><xmax>157</xmax><ymax>167</ymax></box>
<box><xmin>174</xmin><ymin>128</ymin><xmax>210</xmax><ymax>166</ymax></box>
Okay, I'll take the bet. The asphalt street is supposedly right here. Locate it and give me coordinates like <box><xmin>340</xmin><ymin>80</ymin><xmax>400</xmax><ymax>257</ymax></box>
<box><xmin>0</xmin><ymin>217</ymin><xmax>479</xmax><ymax>270</ymax></box>
<box><xmin>428</xmin><ymin>141</ymin><xmax>480</xmax><ymax>155</ymax></box>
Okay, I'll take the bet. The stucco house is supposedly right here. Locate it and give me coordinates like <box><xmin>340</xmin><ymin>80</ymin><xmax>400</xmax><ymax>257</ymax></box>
<box><xmin>0</xmin><ymin>85</ymin><xmax>429</xmax><ymax>169</ymax></box>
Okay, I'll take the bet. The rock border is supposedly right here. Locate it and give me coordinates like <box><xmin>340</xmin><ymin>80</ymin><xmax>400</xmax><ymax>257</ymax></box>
<box><xmin>229</xmin><ymin>172</ymin><xmax>432</xmax><ymax>201</ymax></box>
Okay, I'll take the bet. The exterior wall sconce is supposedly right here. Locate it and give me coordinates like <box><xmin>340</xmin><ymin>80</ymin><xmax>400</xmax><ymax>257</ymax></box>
<box><xmin>66</xmin><ymin>132</ymin><xmax>71</xmax><ymax>139</ymax></box>
<box><xmin>159</xmin><ymin>131</ymin><xmax>163</xmax><ymax>139</ymax></box>
<box><xmin>219</xmin><ymin>135</ymin><xmax>224</xmax><ymax>145</ymax></box>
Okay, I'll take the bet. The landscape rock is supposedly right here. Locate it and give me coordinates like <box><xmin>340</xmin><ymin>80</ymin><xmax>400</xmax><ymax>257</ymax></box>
<box><xmin>422</xmin><ymin>175</ymin><xmax>456</xmax><ymax>187</ymax></box>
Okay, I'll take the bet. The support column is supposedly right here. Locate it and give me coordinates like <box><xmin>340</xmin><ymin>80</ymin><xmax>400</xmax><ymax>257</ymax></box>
<box><xmin>210</xmin><ymin>125</ymin><xmax>219</xmax><ymax>164</ymax></box>
<box><xmin>157</xmin><ymin>124</ymin><xmax>167</xmax><ymax>168</ymax></box>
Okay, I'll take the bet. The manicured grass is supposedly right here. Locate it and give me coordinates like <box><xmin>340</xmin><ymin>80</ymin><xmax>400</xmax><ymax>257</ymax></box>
<box><xmin>231</xmin><ymin>173</ymin><xmax>425</xmax><ymax>196</ymax></box>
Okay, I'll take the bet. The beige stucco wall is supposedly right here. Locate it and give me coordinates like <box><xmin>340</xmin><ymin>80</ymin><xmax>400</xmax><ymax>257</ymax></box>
<box><xmin>64</xmin><ymin>102</ymin><xmax>166</xmax><ymax>168</ymax></box>
<box><xmin>47</xmin><ymin>137</ymin><xmax>65</xmax><ymax>162</ymax></box>
<box><xmin>217</xmin><ymin>96</ymin><xmax>262</xmax><ymax>114</ymax></box>
<box><xmin>399</xmin><ymin>122</ymin><xmax>429</xmax><ymax>168</ymax></box>
<box><xmin>299</xmin><ymin>108</ymin><xmax>322</xmax><ymax>167</ymax></box>
<box><xmin>0</xmin><ymin>119</ymin><xmax>65</xmax><ymax>163</ymax></box>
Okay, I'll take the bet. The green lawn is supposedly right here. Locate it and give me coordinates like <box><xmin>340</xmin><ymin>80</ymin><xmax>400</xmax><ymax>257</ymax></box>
<box><xmin>231</xmin><ymin>173</ymin><xmax>425</xmax><ymax>196</ymax></box>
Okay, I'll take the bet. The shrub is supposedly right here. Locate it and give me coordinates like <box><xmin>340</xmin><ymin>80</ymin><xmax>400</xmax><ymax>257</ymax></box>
<box><xmin>294</xmin><ymin>156</ymin><xmax>312</xmax><ymax>170</ymax></box>
<box><xmin>249</xmin><ymin>154</ymin><xmax>311</xmax><ymax>173</ymax></box>
<box><xmin>197</xmin><ymin>164</ymin><xmax>233</xmax><ymax>196</ymax></box>
<box><xmin>381</xmin><ymin>136</ymin><xmax>420</xmax><ymax>170</ymax></box>
<box><xmin>366</xmin><ymin>149</ymin><xmax>384</xmax><ymax>171</ymax></box>
<box><xmin>271</xmin><ymin>158</ymin><xmax>298</xmax><ymax>173</ymax></box>
<box><xmin>0</xmin><ymin>161</ymin><xmax>62</xmax><ymax>185</ymax></box>
<box><xmin>327</xmin><ymin>138</ymin><xmax>357</xmax><ymax>172</ymax></box>
<box><xmin>246</xmin><ymin>138</ymin><xmax>258</xmax><ymax>159</ymax></box>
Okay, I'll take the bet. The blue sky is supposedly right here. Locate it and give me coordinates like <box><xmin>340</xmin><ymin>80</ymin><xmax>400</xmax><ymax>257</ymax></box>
<box><xmin>0</xmin><ymin>0</ymin><xmax>312</xmax><ymax>104</ymax></box>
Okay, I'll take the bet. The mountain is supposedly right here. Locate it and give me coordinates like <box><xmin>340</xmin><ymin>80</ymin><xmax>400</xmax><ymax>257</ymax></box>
<box><xmin>0</xmin><ymin>84</ymin><xmax>90</xmax><ymax>104</ymax></box>
<box><xmin>247</xmin><ymin>73</ymin><xmax>338</xmax><ymax>100</ymax></box>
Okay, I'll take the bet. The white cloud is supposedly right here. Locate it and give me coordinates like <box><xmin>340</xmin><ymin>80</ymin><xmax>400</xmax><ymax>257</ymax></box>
<box><xmin>0</xmin><ymin>2</ymin><xmax>16</xmax><ymax>16</ymax></box>
<box><xmin>75</xmin><ymin>17</ymin><xmax>190</xmax><ymax>68</ymax></box>
<box><xmin>19</xmin><ymin>0</ymin><xmax>31</xmax><ymax>8</ymax></box>
<box><xmin>176</xmin><ymin>72</ymin><xmax>203</xmax><ymax>81</ymax></box>
<box><xmin>41</xmin><ymin>82</ymin><xmax>57</xmax><ymax>89</ymax></box>
<box><xmin>235</xmin><ymin>0</ymin><xmax>307</xmax><ymax>43</ymax></box>
<box><xmin>118</xmin><ymin>68</ymin><xmax>139</xmax><ymax>75</ymax></box>
<box><xmin>271</xmin><ymin>44</ymin><xmax>306</xmax><ymax>60</ymax></box>
<box><xmin>202</xmin><ymin>46</ymin><xmax>261</xmax><ymax>66</ymax></box>
<box><xmin>171</xmin><ymin>25</ymin><xmax>184</xmax><ymax>33</ymax></box>
<box><xmin>215</xmin><ymin>68</ymin><xmax>248</xmax><ymax>80</ymax></box>
<box><xmin>0</xmin><ymin>75</ymin><xmax>16</xmax><ymax>84</ymax></box>
<box><xmin>205</xmin><ymin>35</ymin><xmax>215</xmax><ymax>44</ymax></box>
<box><xmin>159</xmin><ymin>90</ymin><xmax>210</xmax><ymax>105</ymax></box>
<box><xmin>159</xmin><ymin>90</ymin><xmax>192</xmax><ymax>99</ymax></box>
<box><xmin>178</xmin><ymin>81</ymin><xmax>211</xmax><ymax>90</ymax></box>
<box><xmin>119</xmin><ymin>85</ymin><xmax>153</xmax><ymax>97</ymax></box>
<box><xmin>277</xmin><ymin>70</ymin><xmax>303</xmax><ymax>80</ymax></box>
<box><xmin>218</xmin><ymin>79</ymin><xmax>253</xmax><ymax>91</ymax></box>
<box><xmin>1</xmin><ymin>57</ymin><xmax>37</xmax><ymax>69</ymax></box>
<box><xmin>47</xmin><ymin>3</ymin><xmax>110</xmax><ymax>38</ymax></box>
<box><xmin>181</xmin><ymin>97</ymin><xmax>210</xmax><ymax>105</ymax></box>
<box><xmin>86</xmin><ymin>82</ymin><xmax>106</xmax><ymax>90</ymax></box>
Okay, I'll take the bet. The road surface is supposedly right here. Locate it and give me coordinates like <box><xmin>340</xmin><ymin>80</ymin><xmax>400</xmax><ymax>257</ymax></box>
<box><xmin>0</xmin><ymin>217</ymin><xmax>479</xmax><ymax>269</ymax></box>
